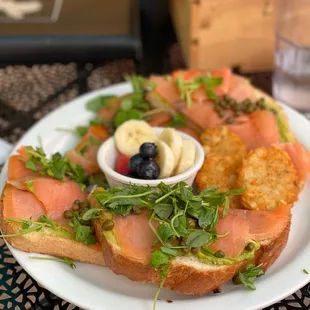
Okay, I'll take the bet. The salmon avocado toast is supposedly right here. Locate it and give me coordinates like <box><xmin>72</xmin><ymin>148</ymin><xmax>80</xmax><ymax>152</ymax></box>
<box><xmin>0</xmin><ymin>68</ymin><xmax>309</xmax><ymax>306</ymax></box>
<box><xmin>89</xmin><ymin>182</ymin><xmax>291</xmax><ymax>298</ymax></box>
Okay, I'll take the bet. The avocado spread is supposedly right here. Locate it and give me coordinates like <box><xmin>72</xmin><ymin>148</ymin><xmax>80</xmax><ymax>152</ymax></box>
<box><xmin>197</xmin><ymin>240</ymin><xmax>260</xmax><ymax>265</ymax></box>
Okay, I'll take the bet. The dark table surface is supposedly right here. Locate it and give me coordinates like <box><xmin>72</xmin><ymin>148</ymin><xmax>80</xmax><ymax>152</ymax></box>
<box><xmin>0</xmin><ymin>45</ymin><xmax>309</xmax><ymax>309</ymax></box>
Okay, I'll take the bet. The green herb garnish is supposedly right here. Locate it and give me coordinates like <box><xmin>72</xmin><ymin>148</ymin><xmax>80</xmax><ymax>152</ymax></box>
<box><xmin>75</xmin><ymin>126</ymin><xmax>88</xmax><ymax>137</ymax></box>
<box><xmin>303</xmin><ymin>269</ymin><xmax>309</xmax><ymax>274</ymax></box>
<box><xmin>69</xmin><ymin>209</ymin><xmax>98</xmax><ymax>245</ymax></box>
<box><xmin>29</xmin><ymin>256</ymin><xmax>76</xmax><ymax>269</ymax></box>
<box><xmin>86</xmin><ymin>95</ymin><xmax>115</xmax><ymax>112</ymax></box>
<box><xmin>94</xmin><ymin>182</ymin><xmax>246</xmax><ymax>262</ymax></box>
<box><xmin>25</xmin><ymin>146</ymin><xmax>89</xmax><ymax>188</ymax></box>
<box><xmin>199</xmin><ymin>76</ymin><xmax>223</xmax><ymax>101</ymax></box>
<box><xmin>0</xmin><ymin>216</ymin><xmax>59</xmax><ymax>238</ymax></box>
<box><xmin>233</xmin><ymin>264</ymin><xmax>264</xmax><ymax>290</ymax></box>
<box><xmin>112</xmin><ymin>75</ymin><xmax>154</xmax><ymax>127</ymax></box>
<box><xmin>175</xmin><ymin>75</ymin><xmax>223</xmax><ymax>108</ymax></box>
<box><xmin>25</xmin><ymin>179</ymin><xmax>35</xmax><ymax>192</ymax></box>
<box><xmin>169</xmin><ymin>112</ymin><xmax>186</xmax><ymax>128</ymax></box>
<box><xmin>113</xmin><ymin>109</ymin><xmax>143</xmax><ymax>127</ymax></box>
<box><xmin>89</xmin><ymin>136</ymin><xmax>101</xmax><ymax>145</ymax></box>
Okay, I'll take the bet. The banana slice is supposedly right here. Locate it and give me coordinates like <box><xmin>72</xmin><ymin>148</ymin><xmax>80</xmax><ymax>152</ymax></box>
<box><xmin>158</xmin><ymin>128</ymin><xmax>183</xmax><ymax>169</ymax></box>
<box><xmin>156</xmin><ymin>140</ymin><xmax>175</xmax><ymax>178</ymax></box>
<box><xmin>114</xmin><ymin>120</ymin><xmax>157</xmax><ymax>157</ymax></box>
<box><xmin>175</xmin><ymin>139</ymin><xmax>196</xmax><ymax>175</ymax></box>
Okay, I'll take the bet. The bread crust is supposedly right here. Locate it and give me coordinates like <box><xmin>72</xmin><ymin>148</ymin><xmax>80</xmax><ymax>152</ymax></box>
<box><xmin>92</xmin><ymin>187</ymin><xmax>291</xmax><ymax>296</ymax></box>
<box><xmin>0</xmin><ymin>185</ymin><xmax>105</xmax><ymax>266</ymax></box>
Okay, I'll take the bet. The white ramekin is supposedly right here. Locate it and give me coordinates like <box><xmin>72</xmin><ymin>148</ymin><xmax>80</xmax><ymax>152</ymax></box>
<box><xmin>97</xmin><ymin>127</ymin><xmax>204</xmax><ymax>188</ymax></box>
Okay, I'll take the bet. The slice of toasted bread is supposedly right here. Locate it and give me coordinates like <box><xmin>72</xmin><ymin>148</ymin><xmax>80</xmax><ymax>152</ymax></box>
<box><xmin>0</xmin><ymin>185</ymin><xmax>105</xmax><ymax>266</ymax></box>
<box><xmin>90</xmin><ymin>191</ymin><xmax>290</xmax><ymax>295</ymax></box>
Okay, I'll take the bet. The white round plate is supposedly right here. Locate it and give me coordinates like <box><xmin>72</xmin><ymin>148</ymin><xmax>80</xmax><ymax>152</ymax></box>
<box><xmin>1</xmin><ymin>82</ymin><xmax>310</xmax><ymax>310</ymax></box>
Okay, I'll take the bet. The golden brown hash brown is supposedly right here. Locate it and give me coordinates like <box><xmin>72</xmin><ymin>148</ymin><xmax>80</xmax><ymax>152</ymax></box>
<box><xmin>200</xmin><ymin>126</ymin><xmax>247</xmax><ymax>159</ymax></box>
<box><xmin>237</xmin><ymin>147</ymin><xmax>299</xmax><ymax>211</ymax></box>
<box><xmin>196</xmin><ymin>154</ymin><xmax>242</xmax><ymax>208</ymax></box>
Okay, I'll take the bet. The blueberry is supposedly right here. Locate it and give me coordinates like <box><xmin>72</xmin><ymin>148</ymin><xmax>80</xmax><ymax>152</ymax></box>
<box><xmin>129</xmin><ymin>154</ymin><xmax>143</xmax><ymax>173</ymax></box>
<box><xmin>127</xmin><ymin>172</ymin><xmax>138</xmax><ymax>179</ymax></box>
<box><xmin>139</xmin><ymin>143</ymin><xmax>157</xmax><ymax>159</ymax></box>
<box><xmin>136</xmin><ymin>159</ymin><xmax>160</xmax><ymax>180</ymax></box>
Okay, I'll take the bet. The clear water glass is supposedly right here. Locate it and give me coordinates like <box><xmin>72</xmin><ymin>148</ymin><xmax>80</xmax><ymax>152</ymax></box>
<box><xmin>273</xmin><ymin>0</ymin><xmax>310</xmax><ymax>111</ymax></box>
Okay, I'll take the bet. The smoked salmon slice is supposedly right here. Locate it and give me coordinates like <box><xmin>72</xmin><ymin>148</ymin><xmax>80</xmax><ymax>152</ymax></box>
<box><xmin>276</xmin><ymin>142</ymin><xmax>310</xmax><ymax>187</ymax></box>
<box><xmin>209</xmin><ymin>213</ymin><xmax>249</xmax><ymax>258</ymax></box>
<box><xmin>2</xmin><ymin>185</ymin><xmax>45</xmax><ymax>220</ymax></box>
<box><xmin>230</xmin><ymin>204</ymin><xmax>291</xmax><ymax>242</ymax></box>
<box><xmin>147</xmin><ymin>112</ymin><xmax>172</xmax><ymax>127</ymax></box>
<box><xmin>8</xmin><ymin>146</ymin><xmax>38</xmax><ymax>181</ymax></box>
<box><xmin>114</xmin><ymin>210</ymin><xmax>158</xmax><ymax>263</ymax></box>
<box><xmin>7</xmin><ymin>176</ymin><xmax>86</xmax><ymax>220</ymax></box>
<box><xmin>67</xmin><ymin>125</ymin><xmax>109</xmax><ymax>175</ymax></box>
<box><xmin>227</xmin><ymin>75</ymin><xmax>257</xmax><ymax>102</ymax></box>
<box><xmin>209</xmin><ymin>204</ymin><xmax>290</xmax><ymax>258</ymax></box>
<box><xmin>212</xmin><ymin>68</ymin><xmax>232</xmax><ymax>96</ymax></box>
<box><xmin>149</xmin><ymin>76</ymin><xmax>180</xmax><ymax>104</ymax></box>
<box><xmin>66</xmin><ymin>150</ymin><xmax>99</xmax><ymax>175</ymax></box>
<box><xmin>250</xmin><ymin>110</ymin><xmax>280</xmax><ymax>148</ymax></box>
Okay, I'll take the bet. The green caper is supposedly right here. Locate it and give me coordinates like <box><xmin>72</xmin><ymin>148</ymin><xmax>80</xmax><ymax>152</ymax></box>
<box><xmin>182</xmin><ymin>248</ymin><xmax>190</xmax><ymax>254</ymax></box>
<box><xmin>191</xmin><ymin>247</ymin><xmax>200</xmax><ymax>254</ymax></box>
<box><xmin>225</xmin><ymin>117</ymin><xmax>234</xmax><ymax>124</ymax></box>
<box><xmin>219</xmin><ymin>100</ymin><xmax>226</xmax><ymax>108</ymax></box>
<box><xmin>214</xmin><ymin>250</ymin><xmax>225</xmax><ymax>258</ymax></box>
<box><xmin>186</xmin><ymin>217</ymin><xmax>197</xmax><ymax>228</ymax></box>
<box><xmin>214</xmin><ymin>105</ymin><xmax>222</xmax><ymax>113</ymax></box>
<box><xmin>80</xmin><ymin>200</ymin><xmax>89</xmax><ymax>209</ymax></box>
<box><xmin>256</xmin><ymin>98</ymin><xmax>265</xmax><ymax>108</ymax></box>
<box><xmin>74</xmin><ymin>199</ymin><xmax>81</xmax><ymax>206</ymax></box>
<box><xmin>218</xmin><ymin>110</ymin><xmax>225</xmax><ymax>118</ymax></box>
<box><xmin>232</xmin><ymin>275</ymin><xmax>241</xmax><ymax>285</ymax></box>
<box><xmin>64</xmin><ymin>210</ymin><xmax>73</xmax><ymax>219</ymax></box>
<box><xmin>231</xmin><ymin>102</ymin><xmax>238</xmax><ymax>111</ymax></box>
<box><xmin>244</xmin><ymin>99</ymin><xmax>252</xmax><ymax>107</ymax></box>
<box><xmin>72</xmin><ymin>203</ymin><xmax>80</xmax><ymax>211</ymax></box>
<box><xmin>223</xmin><ymin>94</ymin><xmax>230</xmax><ymax>102</ymax></box>
<box><xmin>244</xmin><ymin>104</ymin><xmax>255</xmax><ymax>114</ymax></box>
<box><xmin>245</xmin><ymin>242</ymin><xmax>255</xmax><ymax>251</ymax></box>
<box><xmin>102</xmin><ymin>219</ymin><xmax>114</xmax><ymax>231</ymax></box>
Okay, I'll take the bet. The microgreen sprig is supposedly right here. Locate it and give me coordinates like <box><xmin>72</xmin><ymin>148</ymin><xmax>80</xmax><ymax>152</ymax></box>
<box><xmin>175</xmin><ymin>75</ymin><xmax>223</xmax><ymax>108</ymax></box>
<box><xmin>0</xmin><ymin>216</ymin><xmax>59</xmax><ymax>238</ymax></box>
<box><xmin>24</xmin><ymin>145</ymin><xmax>89</xmax><ymax>188</ymax></box>
<box><xmin>29</xmin><ymin>256</ymin><xmax>76</xmax><ymax>269</ymax></box>
<box><xmin>233</xmin><ymin>264</ymin><xmax>264</xmax><ymax>290</ymax></box>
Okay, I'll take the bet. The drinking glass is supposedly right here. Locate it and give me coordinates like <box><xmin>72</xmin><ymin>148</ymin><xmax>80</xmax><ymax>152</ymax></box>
<box><xmin>273</xmin><ymin>0</ymin><xmax>310</xmax><ymax>111</ymax></box>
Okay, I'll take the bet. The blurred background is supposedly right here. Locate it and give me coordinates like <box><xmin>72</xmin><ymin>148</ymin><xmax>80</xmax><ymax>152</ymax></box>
<box><xmin>0</xmin><ymin>0</ymin><xmax>277</xmax><ymax>145</ymax></box>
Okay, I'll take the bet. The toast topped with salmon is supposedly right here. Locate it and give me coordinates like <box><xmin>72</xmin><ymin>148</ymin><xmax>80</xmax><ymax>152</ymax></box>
<box><xmin>89</xmin><ymin>181</ymin><xmax>291</xmax><ymax>299</ymax></box>
<box><xmin>0</xmin><ymin>144</ymin><xmax>107</xmax><ymax>266</ymax></box>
